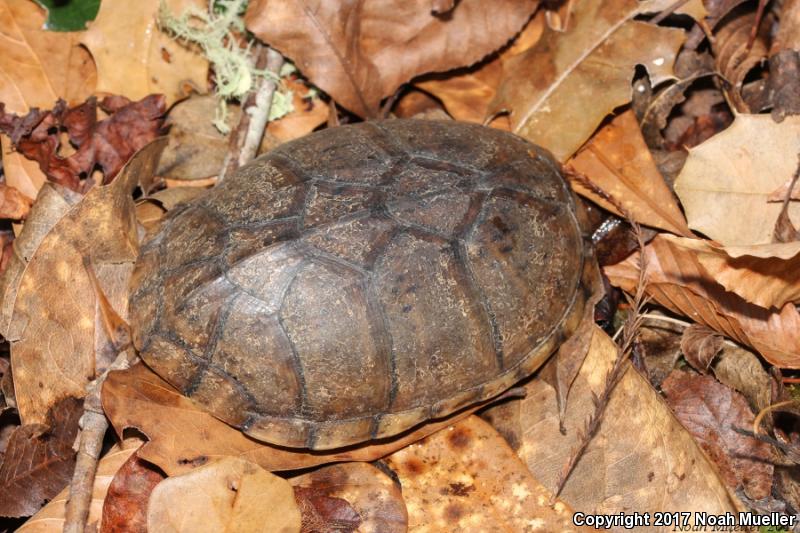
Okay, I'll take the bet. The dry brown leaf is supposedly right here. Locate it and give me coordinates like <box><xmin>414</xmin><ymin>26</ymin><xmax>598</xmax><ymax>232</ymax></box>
<box><xmin>80</xmin><ymin>0</ymin><xmax>208</xmax><ymax>106</ymax></box>
<box><xmin>99</xmin><ymin>451</ymin><xmax>165</xmax><ymax>533</ymax></box>
<box><xmin>674</xmin><ymin>114</ymin><xmax>800</xmax><ymax>246</ymax></box>
<box><xmin>385</xmin><ymin>416</ymin><xmax>589</xmax><ymax>532</ymax></box>
<box><xmin>484</xmin><ymin>326</ymin><xmax>744</xmax><ymax>527</ymax></box>
<box><xmin>712</xmin><ymin>345</ymin><xmax>772</xmax><ymax>416</ymax></box>
<box><xmin>414</xmin><ymin>12</ymin><xmax>546</xmax><ymax>124</ymax></box>
<box><xmin>102</xmin><ymin>363</ymin><xmax>503</xmax><ymax>476</ymax></box>
<box><xmin>147</xmin><ymin>456</ymin><xmax>301</xmax><ymax>533</ymax></box>
<box><xmin>714</xmin><ymin>12</ymin><xmax>770</xmax><ymax>113</ymax></box>
<box><xmin>0</xmin><ymin>140</ymin><xmax>166</xmax><ymax>424</ymax></box>
<box><xmin>0</xmin><ymin>397</ymin><xmax>81</xmax><ymax>518</ymax></box>
<box><xmin>681</xmin><ymin>324</ymin><xmax>724</xmax><ymax>372</ymax></box>
<box><xmin>245</xmin><ymin>0</ymin><xmax>537</xmax><ymax>118</ymax></box>
<box><xmin>604</xmin><ymin>234</ymin><xmax>800</xmax><ymax>367</ymax></box>
<box><xmin>290</xmin><ymin>463</ymin><xmax>407</xmax><ymax>533</ymax></box>
<box><xmin>17</xmin><ymin>439</ymin><xmax>143</xmax><ymax>532</ymax></box>
<box><xmin>569</xmin><ymin>110</ymin><xmax>693</xmax><ymax>236</ymax></box>
<box><xmin>0</xmin><ymin>0</ymin><xmax>97</xmax><ymax>200</ymax></box>
<box><xmin>662</xmin><ymin>371</ymin><xmax>774</xmax><ymax>500</ymax></box>
<box><xmin>488</xmin><ymin>0</ymin><xmax>685</xmax><ymax>161</ymax></box>
<box><xmin>673</xmin><ymin>239</ymin><xmax>800</xmax><ymax>309</ymax></box>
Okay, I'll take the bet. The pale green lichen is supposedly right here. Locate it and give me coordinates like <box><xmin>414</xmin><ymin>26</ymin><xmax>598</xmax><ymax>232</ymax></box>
<box><xmin>158</xmin><ymin>0</ymin><xmax>293</xmax><ymax>133</ymax></box>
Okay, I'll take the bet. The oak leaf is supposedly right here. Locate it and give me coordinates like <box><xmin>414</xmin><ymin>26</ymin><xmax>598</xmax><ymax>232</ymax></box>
<box><xmin>604</xmin><ymin>234</ymin><xmax>800</xmax><ymax>367</ymax></box>
<box><xmin>0</xmin><ymin>397</ymin><xmax>81</xmax><ymax>518</ymax></box>
<box><xmin>673</xmin><ymin>114</ymin><xmax>800</xmax><ymax>246</ymax></box>
<box><xmin>488</xmin><ymin>0</ymin><xmax>685</xmax><ymax>161</ymax></box>
<box><xmin>569</xmin><ymin>109</ymin><xmax>693</xmax><ymax>236</ymax></box>
<box><xmin>245</xmin><ymin>0</ymin><xmax>538</xmax><ymax>118</ymax></box>
<box><xmin>146</xmin><ymin>457</ymin><xmax>301</xmax><ymax>533</ymax></box>
<box><xmin>0</xmin><ymin>140</ymin><xmax>166</xmax><ymax>424</ymax></box>
<box><xmin>17</xmin><ymin>439</ymin><xmax>143</xmax><ymax>532</ymax></box>
<box><xmin>80</xmin><ymin>0</ymin><xmax>208</xmax><ymax>106</ymax></box>
<box><xmin>385</xmin><ymin>416</ymin><xmax>590</xmax><ymax>532</ymax></box>
<box><xmin>482</xmin><ymin>326</ymin><xmax>744</xmax><ymax>525</ymax></box>
<box><xmin>0</xmin><ymin>0</ymin><xmax>97</xmax><ymax>199</ymax></box>
<box><xmin>101</xmin><ymin>363</ymin><xmax>502</xmax><ymax>476</ymax></box>
<box><xmin>0</xmin><ymin>96</ymin><xmax>166</xmax><ymax>192</ymax></box>
<box><xmin>662</xmin><ymin>371</ymin><xmax>774</xmax><ymax>500</ymax></box>
<box><xmin>673</xmin><ymin>238</ymin><xmax>800</xmax><ymax>309</ymax></box>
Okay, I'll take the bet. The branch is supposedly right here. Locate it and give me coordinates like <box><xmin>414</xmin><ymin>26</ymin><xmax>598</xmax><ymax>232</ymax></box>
<box><xmin>220</xmin><ymin>44</ymin><xmax>284</xmax><ymax>181</ymax></box>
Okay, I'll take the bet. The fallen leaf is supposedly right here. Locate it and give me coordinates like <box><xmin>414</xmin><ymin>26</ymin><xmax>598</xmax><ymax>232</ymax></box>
<box><xmin>99</xmin><ymin>451</ymin><xmax>165</xmax><ymax>533</ymax></box>
<box><xmin>714</xmin><ymin>12</ymin><xmax>770</xmax><ymax>113</ymax></box>
<box><xmin>17</xmin><ymin>439</ymin><xmax>142</xmax><ymax>532</ymax></box>
<box><xmin>0</xmin><ymin>185</ymin><xmax>32</xmax><ymax>220</ymax></box>
<box><xmin>80</xmin><ymin>0</ymin><xmax>208</xmax><ymax>106</ymax></box>
<box><xmin>673</xmin><ymin>114</ymin><xmax>800</xmax><ymax>246</ymax></box>
<box><xmin>0</xmin><ymin>0</ymin><xmax>97</xmax><ymax>199</ymax></box>
<box><xmin>489</xmin><ymin>0</ymin><xmax>685</xmax><ymax>161</ymax></box>
<box><xmin>290</xmin><ymin>463</ymin><xmax>407</xmax><ymax>533</ymax></box>
<box><xmin>147</xmin><ymin>456</ymin><xmax>301</xmax><ymax>533</ymax></box>
<box><xmin>0</xmin><ymin>397</ymin><xmax>81</xmax><ymax>518</ymax></box>
<box><xmin>681</xmin><ymin>324</ymin><xmax>724</xmax><ymax>372</ymax></box>
<box><xmin>483</xmin><ymin>326</ymin><xmax>744</xmax><ymax>527</ymax></box>
<box><xmin>0</xmin><ymin>139</ymin><xmax>166</xmax><ymax>424</ymax></box>
<box><xmin>673</xmin><ymin>239</ymin><xmax>800</xmax><ymax>309</ymax></box>
<box><xmin>569</xmin><ymin>110</ymin><xmax>693</xmax><ymax>236</ymax></box>
<box><xmin>662</xmin><ymin>371</ymin><xmax>774</xmax><ymax>500</ymax></box>
<box><xmin>1</xmin><ymin>96</ymin><xmax>166</xmax><ymax>191</ymax></box>
<box><xmin>245</xmin><ymin>0</ymin><xmax>538</xmax><ymax>117</ymax></box>
<box><xmin>414</xmin><ymin>12</ymin><xmax>546</xmax><ymax>124</ymax></box>
<box><xmin>102</xmin><ymin>363</ymin><xmax>510</xmax><ymax>477</ymax></box>
<box><xmin>712</xmin><ymin>344</ymin><xmax>773</xmax><ymax>417</ymax></box>
<box><xmin>385</xmin><ymin>416</ymin><xmax>590</xmax><ymax>532</ymax></box>
<box><xmin>605</xmin><ymin>234</ymin><xmax>800</xmax><ymax>367</ymax></box>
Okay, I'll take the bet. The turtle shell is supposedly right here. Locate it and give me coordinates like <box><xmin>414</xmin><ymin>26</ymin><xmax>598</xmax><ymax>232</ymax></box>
<box><xmin>129</xmin><ymin>120</ymin><xmax>592</xmax><ymax>450</ymax></box>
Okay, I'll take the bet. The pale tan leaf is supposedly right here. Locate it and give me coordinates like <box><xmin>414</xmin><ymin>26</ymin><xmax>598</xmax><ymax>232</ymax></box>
<box><xmin>674</xmin><ymin>114</ymin><xmax>800</xmax><ymax>245</ymax></box>
<box><xmin>385</xmin><ymin>416</ymin><xmax>590</xmax><ymax>532</ymax></box>
<box><xmin>245</xmin><ymin>0</ymin><xmax>537</xmax><ymax>117</ymax></box>
<box><xmin>0</xmin><ymin>0</ymin><xmax>96</xmax><ymax>199</ymax></box>
<box><xmin>673</xmin><ymin>238</ymin><xmax>800</xmax><ymax>308</ymax></box>
<box><xmin>80</xmin><ymin>0</ymin><xmax>208</xmax><ymax>106</ymax></box>
<box><xmin>0</xmin><ymin>140</ymin><xmax>166</xmax><ymax>424</ymax></box>
<box><xmin>569</xmin><ymin>109</ymin><xmax>693</xmax><ymax>235</ymax></box>
<box><xmin>17</xmin><ymin>439</ymin><xmax>143</xmax><ymax>532</ymax></box>
<box><xmin>489</xmin><ymin>0</ymin><xmax>685</xmax><ymax>161</ymax></box>
<box><xmin>485</xmin><ymin>326</ymin><xmax>744</xmax><ymax>528</ymax></box>
<box><xmin>605</xmin><ymin>234</ymin><xmax>800</xmax><ymax>367</ymax></box>
<box><xmin>147</xmin><ymin>457</ymin><xmax>301</xmax><ymax>533</ymax></box>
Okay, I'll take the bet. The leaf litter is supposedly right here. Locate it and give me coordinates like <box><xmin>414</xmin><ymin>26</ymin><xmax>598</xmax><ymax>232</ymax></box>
<box><xmin>3</xmin><ymin>0</ymin><xmax>800</xmax><ymax>529</ymax></box>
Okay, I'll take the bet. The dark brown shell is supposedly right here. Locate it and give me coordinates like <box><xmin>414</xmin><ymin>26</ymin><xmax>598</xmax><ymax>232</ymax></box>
<box><xmin>129</xmin><ymin>120</ymin><xmax>591</xmax><ymax>449</ymax></box>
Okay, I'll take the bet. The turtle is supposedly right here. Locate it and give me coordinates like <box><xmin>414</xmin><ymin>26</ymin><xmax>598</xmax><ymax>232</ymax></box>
<box><xmin>129</xmin><ymin>119</ymin><xmax>595</xmax><ymax>450</ymax></box>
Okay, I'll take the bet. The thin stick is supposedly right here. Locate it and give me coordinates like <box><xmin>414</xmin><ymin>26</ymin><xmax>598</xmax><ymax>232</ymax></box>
<box><xmin>220</xmin><ymin>44</ymin><xmax>284</xmax><ymax>181</ymax></box>
<box><xmin>63</xmin><ymin>351</ymin><xmax>135</xmax><ymax>533</ymax></box>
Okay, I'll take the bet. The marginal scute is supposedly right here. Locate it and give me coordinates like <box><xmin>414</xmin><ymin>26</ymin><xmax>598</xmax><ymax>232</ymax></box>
<box><xmin>129</xmin><ymin>120</ymin><xmax>590</xmax><ymax>449</ymax></box>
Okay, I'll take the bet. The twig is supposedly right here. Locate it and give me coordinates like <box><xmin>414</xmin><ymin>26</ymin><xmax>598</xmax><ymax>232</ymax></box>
<box><xmin>220</xmin><ymin>44</ymin><xmax>284</xmax><ymax>181</ymax></box>
<box><xmin>63</xmin><ymin>350</ymin><xmax>135</xmax><ymax>533</ymax></box>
